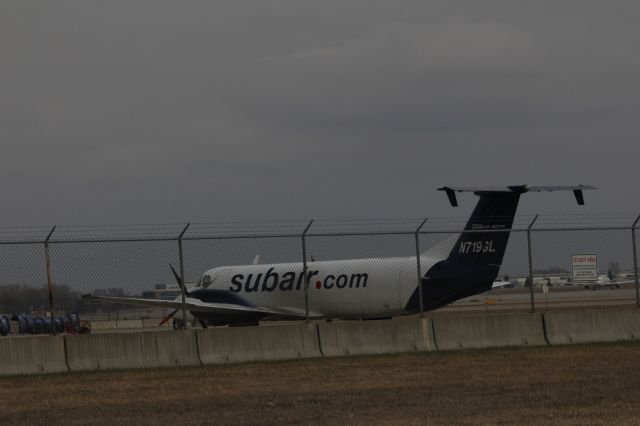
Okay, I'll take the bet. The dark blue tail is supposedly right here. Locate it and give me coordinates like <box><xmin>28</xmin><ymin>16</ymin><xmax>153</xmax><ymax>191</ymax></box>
<box><xmin>405</xmin><ymin>185</ymin><xmax>594</xmax><ymax>312</ymax></box>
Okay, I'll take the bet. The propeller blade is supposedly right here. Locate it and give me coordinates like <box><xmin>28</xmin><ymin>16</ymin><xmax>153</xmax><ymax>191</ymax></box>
<box><xmin>159</xmin><ymin>309</ymin><xmax>178</xmax><ymax>326</ymax></box>
<box><xmin>169</xmin><ymin>264</ymin><xmax>187</xmax><ymax>295</ymax></box>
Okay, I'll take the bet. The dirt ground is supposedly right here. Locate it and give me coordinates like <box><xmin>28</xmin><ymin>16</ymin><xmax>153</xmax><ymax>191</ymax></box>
<box><xmin>1</xmin><ymin>342</ymin><xmax>640</xmax><ymax>425</ymax></box>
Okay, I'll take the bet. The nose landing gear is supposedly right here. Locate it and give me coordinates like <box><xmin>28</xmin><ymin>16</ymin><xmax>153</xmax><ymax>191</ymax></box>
<box><xmin>172</xmin><ymin>317</ymin><xmax>210</xmax><ymax>329</ymax></box>
<box><xmin>172</xmin><ymin>317</ymin><xmax>186</xmax><ymax>330</ymax></box>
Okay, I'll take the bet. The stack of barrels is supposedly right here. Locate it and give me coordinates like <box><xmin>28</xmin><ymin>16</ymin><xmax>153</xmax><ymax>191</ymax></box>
<box><xmin>0</xmin><ymin>313</ymin><xmax>84</xmax><ymax>336</ymax></box>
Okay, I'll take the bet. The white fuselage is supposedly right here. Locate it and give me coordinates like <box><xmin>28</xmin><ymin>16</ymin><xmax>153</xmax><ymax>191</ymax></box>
<box><xmin>200</xmin><ymin>255</ymin><xmax>440</xmax><ymax>318</ymax></box>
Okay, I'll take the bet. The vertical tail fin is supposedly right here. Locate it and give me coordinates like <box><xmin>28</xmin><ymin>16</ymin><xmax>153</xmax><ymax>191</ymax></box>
<box><xmin>405</xmin><ymin>185</ymin><xmax>595</xmax><ymax>312</ymax></box>
<box><xmin>439</xmin><ymin>185</ymin><xmax>594</xmax><ymax>268</ymax></box>
<box><xmin>446</xmin><ymin>189</ymin><xmax>521</xmax><ymax>267</ymax></box>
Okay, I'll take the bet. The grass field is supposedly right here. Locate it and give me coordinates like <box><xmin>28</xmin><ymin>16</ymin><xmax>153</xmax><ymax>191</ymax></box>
<box><xmin>2</xmin><ymin>342</ymin><xmax>640</xmax><ymax>425</ymax></box>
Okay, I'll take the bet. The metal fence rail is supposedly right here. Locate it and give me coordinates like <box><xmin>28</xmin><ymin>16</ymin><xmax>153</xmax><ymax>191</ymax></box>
<box><xmin>0</xmin><ymin>214</ymin><xmax>639</xmax><ymax>331</ymax></box>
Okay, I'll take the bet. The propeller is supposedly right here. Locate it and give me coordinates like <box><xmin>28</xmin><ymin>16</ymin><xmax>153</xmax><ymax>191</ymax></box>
<box><xmin>169</xmin><ymin>264</ymin><xmax>188</xmax><ymax>296</ymax></box>
<box><xmin>157</xmin><ymin>264</ymin><xmax>189</xmax><ymax>327</ymax></box>
<box><xmin>159</xmin><ymin>309</ymin><xmax>178</xmax><ymax>326</ymax></box>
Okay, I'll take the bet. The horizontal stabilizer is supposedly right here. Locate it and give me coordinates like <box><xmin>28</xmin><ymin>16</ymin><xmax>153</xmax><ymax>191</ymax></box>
<box><xmin>438</xmin><ymin>185</ymin><xmax>596</xmax><ymax>207</ymax></box>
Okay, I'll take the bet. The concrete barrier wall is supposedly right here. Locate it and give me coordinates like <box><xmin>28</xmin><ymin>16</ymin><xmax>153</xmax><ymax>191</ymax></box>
<box><xmin>65</xmin><ymin>330</ymin><xmax>199</xmax><ymax>371</ymax></box>
<box><xmin>0</xmin><ymin>336</ymin><xmax>68</xmax><ymax>375</ymax></box>
<box><xmin>6</xmin><ymin>309</ymin><xmax>640</xmax><ymax>376</ymax></box>
<box><xmin>141</xmin><ymin>330</ymin><xmax>200</xmax><ymax>367</ymax></box>
<box><xmin>317</xmin><ymin>317</ymin><xmax>435</xmax><ymax>357</ymax></box>
<box><xmin>432</xmin><ymin>313</ymin><xmax>546</xmax><ymax>350</ymax></box>
<box><xmin>196</xmin><ymin>323</ymin><xmax>321</xmax><ymax>364</ymax></box>
<box><xmin>544</xmin><ymin>308</ymin><xmax>640</xmax><ymax>345</ymax></box>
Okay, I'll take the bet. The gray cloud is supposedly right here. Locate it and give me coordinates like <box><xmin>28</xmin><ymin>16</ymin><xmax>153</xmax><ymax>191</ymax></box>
<box><xmin>1</xmin><ymin>1</ymin><xmax>639</xmax><ymax>225</ymax></box>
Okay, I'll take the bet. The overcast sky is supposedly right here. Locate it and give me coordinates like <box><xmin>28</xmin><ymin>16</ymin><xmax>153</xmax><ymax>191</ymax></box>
<box><xmin>2</xmin><ymin>1</ymin><xmax>640</xmax><ymax>226</ymax></box>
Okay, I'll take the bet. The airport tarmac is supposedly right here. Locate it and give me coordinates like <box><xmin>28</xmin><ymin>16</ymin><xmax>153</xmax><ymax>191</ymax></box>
<box><xmin>438</xmin><ymin>287</ymin><xmax>638</xmax><ymax>314</ymax></box>
<box><xmin>79</xmin><ymin>287</ymin><xmax>638</xmax><ymax>333</ymax></box>
<box><xmin>2</xmin><ymin>287</ymin><xmax>637</xmax><ymax>336</ymax></box>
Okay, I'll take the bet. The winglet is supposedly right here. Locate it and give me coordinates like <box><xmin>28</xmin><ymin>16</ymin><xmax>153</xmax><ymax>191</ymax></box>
<box><xmin>443</xmin><ymin>188</ymin><xmax>458</xmax><ymax>207</ymax></box>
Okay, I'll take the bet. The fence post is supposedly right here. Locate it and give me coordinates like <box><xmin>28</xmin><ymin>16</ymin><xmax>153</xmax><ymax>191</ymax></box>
<box><xmin>632</xmin><ymin>215</ymin><xmax>640</xmax><ymax>309</ymax></box>
<box><xmin>415</xmin><ymin>218</ymin><xmax>428</xmax><ymax>317</ymax></box>
<box><xmin>178</xmin><ymin>223</ymin><xmax>191</xmax><ymax>330</ymax></box>
<box><xmin>527</xmin><ymin>215</ymin><xmax>538</xmax><ymax>314</ymax></box>
<box><xmin>302</xmin><ymin>220</ymin><xmax>314</xmax><ymax>324</ymax></box>
<box><xmin>44</xmin><ymin>226</ymin><xmax>56</xmax><ymax>335</ymax></box>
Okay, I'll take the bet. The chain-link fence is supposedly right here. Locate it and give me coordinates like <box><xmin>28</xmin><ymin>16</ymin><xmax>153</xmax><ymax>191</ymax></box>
<box><xmin>1</xmin><ymin>214</ymin><xmax>639</xmax><ymax>332</ymax></box>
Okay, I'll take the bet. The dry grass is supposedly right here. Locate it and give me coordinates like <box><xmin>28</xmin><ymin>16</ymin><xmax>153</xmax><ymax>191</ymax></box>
<box><xmin>2</xmin><ymin>342</ymin><xmax>640</xmax><ymax>425</ymax></box>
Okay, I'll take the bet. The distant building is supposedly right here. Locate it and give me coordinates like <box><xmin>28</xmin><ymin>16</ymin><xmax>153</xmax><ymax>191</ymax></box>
<box><xmin>141</xmin><ymin>282</ymin><xmax>196</xmax><ymax>300</ymax></box>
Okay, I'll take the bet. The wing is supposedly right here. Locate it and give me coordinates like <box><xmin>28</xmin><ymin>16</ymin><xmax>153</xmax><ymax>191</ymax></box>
<box><xmin>81</xmin><ymin>294</ymin><xmax>323</xmax><ymax>319</ymax></box>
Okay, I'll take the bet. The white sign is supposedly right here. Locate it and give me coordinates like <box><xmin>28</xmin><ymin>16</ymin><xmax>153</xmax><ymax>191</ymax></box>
<box><xmin>572</xmin><ymin>254</ymin><xmax>597</xmax><ymax>281</ymax></box>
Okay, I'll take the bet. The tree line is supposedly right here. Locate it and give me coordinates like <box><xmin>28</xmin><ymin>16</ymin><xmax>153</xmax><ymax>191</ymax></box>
<box><xmin>0</xmin><ymin>283</ymin><xmax>135</xmax><ymax>315</ymax></box>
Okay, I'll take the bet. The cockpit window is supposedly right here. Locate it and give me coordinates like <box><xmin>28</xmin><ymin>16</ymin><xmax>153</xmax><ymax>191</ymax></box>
<box><xmin>202</xmin><ymin>274</ymin><xmax>212</xmax><ymax>288</ymax></box>
<box><xmin>202</xmin><ymin>275</ymin><xmax>211</xmax><ymax>286</ymax></box>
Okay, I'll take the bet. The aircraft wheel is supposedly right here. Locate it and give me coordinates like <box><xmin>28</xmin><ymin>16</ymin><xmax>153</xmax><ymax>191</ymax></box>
<box><xmin>172</xmin><ymin>317</ymin><xmax>185</xmax><ymax>330</ymax></box>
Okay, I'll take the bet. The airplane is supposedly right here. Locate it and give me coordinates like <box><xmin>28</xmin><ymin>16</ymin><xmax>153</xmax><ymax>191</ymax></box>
<box><xmin>491</xmin><ymin>278</ymin><xmax>513</xmax><ymax>289</ymax></box>
<box><xmin>83</xmin><ymin>185</ymin><xmax>595</xmax><ymax>328</ymax></box>
<box><xmin>583</xmin><ymin>275</ymin><xmax>636</xmax><ymax>290</ymax></box>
